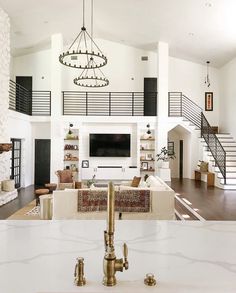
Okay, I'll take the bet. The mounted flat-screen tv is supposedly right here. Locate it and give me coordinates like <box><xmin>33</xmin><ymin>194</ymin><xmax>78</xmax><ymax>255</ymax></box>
<box><xmin>89</xmin><ymin>134</ymin><xmax>130</xmax><ymax>157</ymax></box>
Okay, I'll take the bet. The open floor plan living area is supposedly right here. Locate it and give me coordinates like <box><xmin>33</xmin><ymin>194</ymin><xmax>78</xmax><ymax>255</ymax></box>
<box><xmin>0</xmin><ymin>0</ymin><xmax>236</xmax><ymax>292</ymax></box>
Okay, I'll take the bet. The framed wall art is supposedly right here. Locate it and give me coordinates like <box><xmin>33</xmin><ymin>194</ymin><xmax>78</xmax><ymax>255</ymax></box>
<box><xmin>82</xmin><ymin>160</ymin><xmax>89</xmax><ymax>168</ymax></box>
<box><xmin>205</xmin><ymin>92</ymin><xmax>213</xmax><ymax>111</ymax></box>
<box><xmin>141</xmin><ymin>162</ymin><xmax>148</xmax><ymax>170</ymax></box>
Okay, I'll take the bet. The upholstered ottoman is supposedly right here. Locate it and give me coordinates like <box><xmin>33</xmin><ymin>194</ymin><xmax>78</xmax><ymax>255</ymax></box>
<box><xmin>45</xmin><ymin>183</ymin><xmax>57</xmax><ymax>193</ymax></box>
<box><xmin>35</xmin><ymin>189</ymin><xmax>49</xmax><ymax>206</ymax></box>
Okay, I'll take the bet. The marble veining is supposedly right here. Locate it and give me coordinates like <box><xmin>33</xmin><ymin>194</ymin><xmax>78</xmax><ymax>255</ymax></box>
<box><xmin>0</xmin><ymin>220</ymin><xmax>236</xmax><ymax>293</ymax></box>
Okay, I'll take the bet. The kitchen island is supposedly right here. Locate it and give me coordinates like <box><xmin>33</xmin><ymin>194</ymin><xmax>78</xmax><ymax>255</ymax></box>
<box><xmin>0</xmin><ymin>220</ymin><xmax>235</xmax><ymax>293</ymax></box>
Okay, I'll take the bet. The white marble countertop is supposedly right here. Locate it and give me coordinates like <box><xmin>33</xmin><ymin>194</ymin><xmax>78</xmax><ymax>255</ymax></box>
<box><xmin>0</xmin><ymin>220</ymin><xmax>236</xmax><ymax>293</ymax></box>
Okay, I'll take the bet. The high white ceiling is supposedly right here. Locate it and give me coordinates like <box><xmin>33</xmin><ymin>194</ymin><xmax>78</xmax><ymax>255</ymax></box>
<box><xmin>1</xmin><ymin>0</ymin><xmax>236</xmax><ymax>67</ymax></box>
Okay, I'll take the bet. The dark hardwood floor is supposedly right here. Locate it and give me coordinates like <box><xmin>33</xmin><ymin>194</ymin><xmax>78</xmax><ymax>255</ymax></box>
<box><xmin>170</xmin><ymin>178</ymin><xmax>236</xmax><ymax>220</ymax></box>
<box><xmin>1</xmin><ymin>180</ymin><xmax>236</xmax><ymax>220</ymax></box>
<box><xmin>0</xmin><ymin>185</ymin><xmax>35</xmax><ymax>219</ymax></box>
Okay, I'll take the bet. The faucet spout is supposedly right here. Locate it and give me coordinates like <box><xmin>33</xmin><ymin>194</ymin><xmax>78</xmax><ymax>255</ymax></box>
<box><xmin>103</xmin><ymin>182</ymin><xmax>129</xmax><ymax>286</ymax></box>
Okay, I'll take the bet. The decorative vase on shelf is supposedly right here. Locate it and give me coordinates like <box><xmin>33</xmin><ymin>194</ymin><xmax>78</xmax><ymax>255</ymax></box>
<box><xmin>66</xmin><ymin>133</ymin><xmax>74</xmax><ymax>139</ymax></box>
<box><xmin>162</xmin><ymin>161</ymin><xmax>169</xmax><ymax>169</ymax></box>
<box><xmin>142</xmin><ymin>133</ymin><xmax>149</xmax><ymax>139</ymax></box>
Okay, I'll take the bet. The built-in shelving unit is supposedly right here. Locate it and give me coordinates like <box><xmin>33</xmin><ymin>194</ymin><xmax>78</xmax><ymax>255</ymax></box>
<box><xmin>63</xmin><ymin>129</ymin><xmax>79</xmax><ymax>179</ymax></box>
<box><xmin>139</xmin><ymin>129</ymin><xmax>155</xmax><ymax>176</ymax></box>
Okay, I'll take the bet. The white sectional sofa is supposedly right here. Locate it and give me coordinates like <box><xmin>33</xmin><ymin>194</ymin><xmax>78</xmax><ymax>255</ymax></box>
<box><xmin>52</xmin><ymin>175</ymin><xmax>175</xmax><ymax>220</ymax></box>
<box><xmin>0</xmin><ymin>180</ymin><xmax>18</xmax><ymax>206</ymax></box>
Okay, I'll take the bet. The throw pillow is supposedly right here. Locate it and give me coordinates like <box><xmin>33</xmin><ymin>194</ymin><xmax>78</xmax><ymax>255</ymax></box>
<box><xmin>131</xmin><ymin>176</ymin><xmax>141</xmax><ymax>187</ymax></box>
<box><xmin>200</xmin><ymin>161</ymin><xmax>209</xmax><ymax>172</ymax></box>
<box><xmin>2</xmin><ymin>180</ymin><xmax>15</xmax><ymax>192</ymax></box>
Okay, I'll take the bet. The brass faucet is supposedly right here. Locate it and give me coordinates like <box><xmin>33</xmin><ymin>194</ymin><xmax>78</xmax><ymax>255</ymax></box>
<box><xmin>103</xmin><ymin>182</ymin><xmax>129</xmax><ymax>286</ymax></box>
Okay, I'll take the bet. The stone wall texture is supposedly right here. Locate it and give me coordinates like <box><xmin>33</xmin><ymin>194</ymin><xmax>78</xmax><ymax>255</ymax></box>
<box><xmin>0</xmin><ymin>7</ymin><xmax>10</xmax><ymax>181</ymax></box>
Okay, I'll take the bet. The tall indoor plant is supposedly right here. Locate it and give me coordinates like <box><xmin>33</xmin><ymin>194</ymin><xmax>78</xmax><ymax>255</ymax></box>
<box><xmin>156</xmin><ymin>147</ymin><xmax>176</xmax><ymax>168</ymax></box>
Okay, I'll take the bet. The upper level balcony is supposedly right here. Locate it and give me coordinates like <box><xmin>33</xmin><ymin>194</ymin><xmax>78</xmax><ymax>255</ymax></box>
<box><xmin>9</xmin><ymin>80</ymin><xmax>157</xmax><ymax>117</ymax></box>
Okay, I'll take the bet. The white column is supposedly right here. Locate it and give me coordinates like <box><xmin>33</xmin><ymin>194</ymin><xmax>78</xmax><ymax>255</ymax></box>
<box><xmin>156</xmin><ymin>42</ymin><xmax>169</xmax><ymax>153</ymax></box>
<box><xmin>50</xmin><ymin>33</ymin><xmax>64</xmax><ymax>182</ymax></box>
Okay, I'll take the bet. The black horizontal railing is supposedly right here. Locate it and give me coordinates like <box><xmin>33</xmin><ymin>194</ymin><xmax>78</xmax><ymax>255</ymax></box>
<box><xmin>168</xmin><ymin>92</ymin><xmax>202</xmax><ymax>129</ymax></box>
<box><xmin>168</xmin><ymin>91</ymin><xmax>226</xmax><ymax>184</ymax></box>
<box><xmin>62</xmin><ymin>91</ymin><xmax>157</xmax><ymax>116</ymax></box>
<box><xmin>9</xmin><ymin>80</ymin><xmax>31</xmax><ymax>115</ymax></box>
<box><xmin>9</xmin><ymin>80</ymin><xmax>51</xmax><ymax>116</ymax></box>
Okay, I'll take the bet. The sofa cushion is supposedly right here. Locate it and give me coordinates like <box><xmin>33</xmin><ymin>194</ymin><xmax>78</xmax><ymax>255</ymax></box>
<box><xmin>138</xmin><ymin>179</ymin><xmax>148</xmax><ymax>188</ymax></box>
<box><xmin>146</xmin><ymin>175</ymin><xmax>163</xmax><ymax>188</ymax></box>
<box><xmin>131</xmin><ymin>176</ymin><xmax>141</xmax><ymax>187</ymax></box>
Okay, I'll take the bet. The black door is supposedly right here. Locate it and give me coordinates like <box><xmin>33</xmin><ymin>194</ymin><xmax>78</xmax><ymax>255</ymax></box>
<box><xmin>10</xmin><ymin>138</ymin><xmax>22</xmax><ymax>188</ymax></box>
<box><xmin>16</xmin><ymin>76</ymin><xmax>32</xmax><ymax>115</ymax></box>
<box><xmin>144</xmin><ymin>78</ymin><xmax>157</xmax><ymax>116</ymax></box>
<box><xmin>179</xmin><ymin>140</ymin><xmax>183</xmax><ymax>179</ymax></box>
<box><xmin>35</xmin><ymin>139</ymin><xmax>51</xmax><ymax>187</ymax></box>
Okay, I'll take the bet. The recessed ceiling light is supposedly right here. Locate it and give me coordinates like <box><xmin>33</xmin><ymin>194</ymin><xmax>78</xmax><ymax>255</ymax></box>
<box><xmin>205</xmin><ymin>2</ymin><xmax>212</xmax><ymax>7</ymax></box>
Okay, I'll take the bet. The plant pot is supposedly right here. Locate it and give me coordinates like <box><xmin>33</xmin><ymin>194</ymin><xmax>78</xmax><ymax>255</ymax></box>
<box><xmin>162</xmin><ymin>161</ymin><xmax>169</xmax><ymax>169</ymax></box>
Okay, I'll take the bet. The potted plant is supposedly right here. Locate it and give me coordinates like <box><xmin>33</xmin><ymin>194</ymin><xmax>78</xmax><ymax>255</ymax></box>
<box><xmin>87</xmin><ymin>174</ymin><xmax>96</xmax><ymax>188</ymax></box>
<box><xmin>156</xmin><ymin>147</ymin><xmax>176</xmax><ymax>168</ymax></box>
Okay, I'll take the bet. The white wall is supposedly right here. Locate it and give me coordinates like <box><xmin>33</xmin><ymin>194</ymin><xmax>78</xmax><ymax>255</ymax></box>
<box><xmin>0</xmin><ymin>7</ymin><xmax>10</xmax><ymax>181</ymax></box>
<box><xmin>12</xmin><ymin>49</ymin><xmax>51</xmax><ymax>90</ymax></box>
<box><xmin>7</xmin><ymin>112</ymin><xmax>51</xmax><ymax>187</ymax></box>
<box><xmin>12</xmin><ymin>43</ymin><xmax>220</xmax><ymax>124</ymax></box>
<box><xmin>219</xmin><ymin>57</ymin><xmax>236</xmax><ymax>139</ymax></box>
<box><xmin>10</xmin><ymin>39</ymin><xmax>224</xmax><ymax>183</ymax></box>
<box><xmin>169</xmin><ymin>57</ymin><xmax>220</xmax><ymax>126</ymax></box>
<box><xmin>12</xmin><ymin>39</ymin><xmax>157</xmax><ymax>92</ymax></box>
<box><xmin>168</xmin><ymin>125</ymin><xmax>193</xmax><ymax>179</ymax></box>
<box><xmin>8</xmin><ymin>112</ymin><xmax>32</xmax><ymax>187</ymax></box>
<box><xmin>62</xmin><ymin>38</ymin><xmax>157</xmax><ymax>92</ymax></box>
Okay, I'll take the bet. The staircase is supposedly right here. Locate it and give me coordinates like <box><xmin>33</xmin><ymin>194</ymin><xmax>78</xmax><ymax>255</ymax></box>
<box><xmin>168</xmin><ymin>92</ymin><xmax>236</xmax><ymax>189</ymax></box>
<box><xmin>203</xmin><ymin>133</ymin><xmax>236</xmax><ymax>189</ymax></box>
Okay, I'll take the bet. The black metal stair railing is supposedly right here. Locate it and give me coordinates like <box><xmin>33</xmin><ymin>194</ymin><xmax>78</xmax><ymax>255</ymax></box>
<box><xmin>168</xmin><ymin>91</ymin><xmax>226</xmax><ymax>184</ymax></box>
<box><xmin>168</xmin><ymin>92</ymin><xmax>202</xmax><ymax>128</ymax></box>
<box><xmin>62</xmin><ymin>91</ymin><xmax>157</xmax><ymax>116</ymax></box>
<box><xmin>201</xmin><ymin>113</ymin><xmax>226</xmax><ymax>184</ymax></box>
<box><xmin>9</xmin><ymin>80</ymin><xmax>51</xmax><ymax>116</ymax></box>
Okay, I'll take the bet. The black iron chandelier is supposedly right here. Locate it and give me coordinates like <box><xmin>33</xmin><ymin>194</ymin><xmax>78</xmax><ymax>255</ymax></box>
<box><xmin>73</xmin><ymin>0</ymin><xmax>109</xmax><ymax>87</ymax></box>
<box><xmin>59</xmin><ymin>0</ymin><xmax>108</xmax><ymax>70</ymax></box>
<box><xmin>74</xmin><ymin>58</ymin><xmax>109</xmax><ymax>87</ymax></box>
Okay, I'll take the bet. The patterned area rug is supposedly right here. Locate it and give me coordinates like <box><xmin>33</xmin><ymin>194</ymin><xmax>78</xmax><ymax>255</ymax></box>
<box><xmin>25</xmin><ymin>206</ymin><xmax>40</xmax><ymax>216</ymax></box>
<box><xmin>7</xmin><ymin>200</ymin><xmax>41</xmax><ymax>220</ymax></box>
<box><xmin>78</xmin><ymin>189</ymin><xmax>150</xmax><ymax>212</ymax></box>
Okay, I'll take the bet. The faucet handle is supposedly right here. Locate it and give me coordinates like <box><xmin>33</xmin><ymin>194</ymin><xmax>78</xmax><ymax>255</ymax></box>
<box><xmin>123</xmin><ymin>243</ymin><xmax>128</xmax><ymax>259</ymax></box>
<box><xmin>123</xmin><ymin>243</ymin><xmax>129</xmax><ymax>270</ymax></box>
